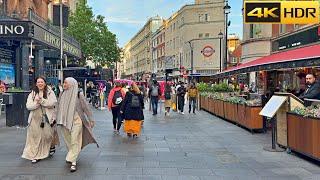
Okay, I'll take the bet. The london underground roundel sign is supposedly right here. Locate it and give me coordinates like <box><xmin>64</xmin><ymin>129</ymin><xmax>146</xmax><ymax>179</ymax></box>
<box><xmin>202</xmin><ymin>46</ymin><xmax>215</xmax><ymax>57</ymax></box>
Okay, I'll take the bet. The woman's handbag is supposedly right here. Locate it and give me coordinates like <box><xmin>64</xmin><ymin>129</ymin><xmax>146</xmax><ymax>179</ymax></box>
<box><xmin>40</xmin><ymin>106</ymin><xmax>49</xmax><ymax>128</ymax></box>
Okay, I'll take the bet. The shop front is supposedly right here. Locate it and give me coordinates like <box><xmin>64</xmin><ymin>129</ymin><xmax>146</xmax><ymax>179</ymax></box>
<box><xmin>0</xmin><ymin>13</ymin><xmax>81</xmax><ymax>90</ymax></box>
<box><xmin>206</xmin><ymin>24</ymin><xmax>320</xmax><ymax>162</ymax></box>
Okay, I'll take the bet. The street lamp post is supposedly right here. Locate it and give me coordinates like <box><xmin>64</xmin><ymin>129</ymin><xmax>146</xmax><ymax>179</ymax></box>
<box><xmin>218</xmin><ymin>31</ymin><xmax>223</xmax><ymax>72</ymax></box>
<box><xmin>223</xmin><ymin>2</ymin><xmax>231</xmax><ymax>70</ymax></box>
<box><xmin>136</xmin><ymin>59</ymin><xmax>138</xmax><ymax>81</ymax></box>
<box><xmin>59</xmin><ymin>0</ymin><xmax>64</xmax><ymax>84</ymax></box>
<box><xmin>188</xmin><ymin>41</ymin><xmax>194</xmax><ymax>80</ymax></box>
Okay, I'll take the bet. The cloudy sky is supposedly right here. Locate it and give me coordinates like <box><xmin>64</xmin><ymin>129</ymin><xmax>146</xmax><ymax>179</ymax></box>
<box><xmin>88</xmin><ymin>0</ymin><xmax>242</xmax><ymax>47</ymax></box>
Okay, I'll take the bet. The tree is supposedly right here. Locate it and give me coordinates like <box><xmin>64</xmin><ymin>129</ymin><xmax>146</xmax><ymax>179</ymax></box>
<box><xmin>67</xmin><ymin>0</ymin><xmax>120</xmax><ymax>67</ymax></box>
<box><xmin>92</xmin><ymin>15</ymin><xmax>120</xmax><ymax>67</ymax></box>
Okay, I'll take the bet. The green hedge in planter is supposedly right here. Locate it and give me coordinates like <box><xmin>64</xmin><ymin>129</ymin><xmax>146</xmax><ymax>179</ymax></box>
<box><xmin>292</xmin><ymin>105</ymin><xmax>320</xmax><ymax>118</ymax></box>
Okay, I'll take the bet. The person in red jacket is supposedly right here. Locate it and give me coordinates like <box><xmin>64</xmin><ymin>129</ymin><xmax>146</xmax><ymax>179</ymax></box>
<box><xmin>108</xmin><ymin>82</ymin><xmax>126</xmax><ymax>134</ymax></box>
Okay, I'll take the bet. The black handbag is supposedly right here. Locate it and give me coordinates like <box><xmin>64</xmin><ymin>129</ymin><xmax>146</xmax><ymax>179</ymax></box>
<box><xmin>40</xmin><ymin>106</ymin><xmax>49</xmax><ymax>128</ymax></box>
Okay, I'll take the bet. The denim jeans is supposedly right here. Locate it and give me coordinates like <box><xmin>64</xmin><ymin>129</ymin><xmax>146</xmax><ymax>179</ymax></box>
<box><xmin>151</xmin><ymin>96</ymin><xmax>159</xmax><ymax>114</ymax></box>
<box><xmin>178</xmin><ymin>96</ymin><xmax>185</xmax><ymax>112</ymax></box>
<box><xmin>189</xmin><ymin>97</ymin><xmax>196</xmax><ymax>113</ymax></box>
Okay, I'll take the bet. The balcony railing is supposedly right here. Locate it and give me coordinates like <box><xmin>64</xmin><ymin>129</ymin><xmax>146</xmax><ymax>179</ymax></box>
<box><xmin>28</xmin><ymin>10</ymin><xmax>80</xmax><ymax>48</ymax></box>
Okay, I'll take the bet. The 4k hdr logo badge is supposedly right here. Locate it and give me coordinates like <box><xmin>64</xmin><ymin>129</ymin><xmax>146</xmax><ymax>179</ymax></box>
<box><xmin>244</xmin><ymin>1</ymin><xmax>319</xmax><ymax>24</ymax></box>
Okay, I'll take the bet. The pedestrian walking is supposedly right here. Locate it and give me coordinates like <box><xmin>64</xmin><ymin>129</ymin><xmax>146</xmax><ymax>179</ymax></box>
<box><xmin>56</xmin><ymin>77</ymin><xmax>98</xmax><ymax>172</ymax></box>
<box><xmin>108</xmin><ymin>81</ymin><xmax>126</xmax><ymax>134</ymax></box>
<box><xmin>188</xmin><ymin>83</ymin><xmax>198</xmax><ymax>114</ymax></box>
<box><xmin>22</xmin><ymin>76</ymin><xmax>59</xmax><ymax>163</ymax></box>
<box><xmin>177</xmin><ymin>82</ymin><xmax>187</xmax><ymax>114</ymax></box>
<box><xmin>149</xmin><ymin>79</ymin><xmax>160</xmax><ymax>115</ymax></box>
<box><xmin>120</xmin><ymin>82</ymin><xmax>144</xmax><ymax>138</ymax></box>
<box><xmin>164</xmin><ymin>84</ymin><xmax>173</xmax><ymax>116</ymax></box>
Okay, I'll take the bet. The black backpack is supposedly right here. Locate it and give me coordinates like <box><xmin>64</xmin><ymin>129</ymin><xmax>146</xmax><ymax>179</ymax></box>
<box><xmin>130</xmin><ymin>93</ymin><xmax>141</xmax><ymax>108</ymax></box>
<box><xmin>165</xmin><ymin>91</ymin><xmax>171</xmax><ymax>100</ymax></box>
<box><xmin>112</xmin><ymin>90</ymin><xmax>123</xmax><ymax>105</ymax></box>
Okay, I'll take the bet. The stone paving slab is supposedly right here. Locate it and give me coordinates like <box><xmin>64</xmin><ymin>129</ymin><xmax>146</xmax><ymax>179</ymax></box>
<box><xmin>0</xmin><ymin>104</ymin><xmax>320</xmax><ymax>179</ymax></box>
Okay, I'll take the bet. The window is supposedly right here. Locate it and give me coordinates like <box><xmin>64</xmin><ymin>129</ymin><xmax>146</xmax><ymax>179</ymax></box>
<box><xmin>181</xmin><ymin>17</ymin><xmax>184</xmax><ymax>24</ymax></box>
<box><xmin>205</xmin><ymin>14</ymin><xmax>210</xmax><ymax>21</ymax></box>
<box><xmin>249</xmin><ymin>24</ymin><xmax>262</xmax><ymax>38</ymax></box>
<box><xmin>173</xmin><ymin>38</ymin><xmax>175</xmax><ymax>49</ymax></box>
<box><xmin>249</xmin><ymin>24</ymin><xmax>254</xmax><ymax>38</ymax></box>
<box><xmin>205</xmin><ymin>33</ymin><xmax>209</xmax><ymax>38</ymax></box>
<box><xmin>173</xmin><ymin>23</ymin><xmax>176</xmax><ymax>30</ymax></box>
<box><xmin>199</xmin><ymin>33</ymin><xmax>203</xmax><ymax>38</ymax></box>
<box><xmin>280</xmin><ymin>24</ymin><xmax>286</xmax><ymax>34</ymax></box>
<box><xmin>199</xmin><ymin>14</ymin><xmax>204</xmax><ymax>22</ymax></box>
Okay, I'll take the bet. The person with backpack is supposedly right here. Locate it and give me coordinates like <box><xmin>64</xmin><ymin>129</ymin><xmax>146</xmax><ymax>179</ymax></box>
<box><xmin>177</xmin><ymin>82</ymin><xmax>187</xmax><ymax>114</ymax></box>
<box><xmin>120</xmin><ymin>82</ymin><xmax>144</xmax><ymax>138</ymax></box>
<box><xmin>149</xmin><ymin>80</ymin><xmax>160</xmax><ymax>115</ymax></box>
<box><xmin>188</xmin><ymin>83</ymin><xmax>198</xmax><ymax>114</ymax></box>
<box><xmin>108</xmin><ymin>82</ymin><xmax>126</xmax><ymax>134</ymax></box>
<box><xmin>164</xmin><ymin>84</ymin><xmax>173</xmax><ymax>116</ymax></box>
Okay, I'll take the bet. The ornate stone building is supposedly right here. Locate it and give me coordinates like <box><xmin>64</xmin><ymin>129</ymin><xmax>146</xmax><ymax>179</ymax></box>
<box><xmin>7</xmin><ymin>0</ymin><xmax>50</xmax><ymax>20</ymax></box>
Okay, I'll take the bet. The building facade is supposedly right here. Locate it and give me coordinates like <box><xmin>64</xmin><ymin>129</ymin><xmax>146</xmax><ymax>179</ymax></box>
<box><xmin>227</xmin><ymin>34</ymin><xmax>240</xmax><ymax>53</ymax></box>
<box><xmin>122</xmin><ymin>16</ymin><xmax>163</xmax><ymax>80</ymax></box>
<box><xmin>121</xmin><ymin>0</ymin><xmax>225</xmax><ymax>80</ymax></box>
<box><xmin>151</xmin><ymin>25</ymin><xmax>166</xmax><ymax>76</ymax></box>
<box><xmin>0</xmin><ymin>0</ymin><xmax>81</xmax><ymax>89</ymax></box>
<box><xmin>241</xmin><ymin>0</ymin><xmax>318</xmax><ymax>91</ymax></box>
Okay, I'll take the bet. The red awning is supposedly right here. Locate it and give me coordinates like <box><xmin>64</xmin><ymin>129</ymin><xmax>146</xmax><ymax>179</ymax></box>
<box><xmin>224</xmin><ymin>44</ymin><xmax>320</xmax><ymax>73</ymax></box>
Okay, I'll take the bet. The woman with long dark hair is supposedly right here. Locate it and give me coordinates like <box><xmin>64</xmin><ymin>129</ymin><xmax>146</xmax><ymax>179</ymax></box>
<box><xmin>22</xmin><ymin>76</ymin><xmax>59</xmax><ymax>163</ymax></box>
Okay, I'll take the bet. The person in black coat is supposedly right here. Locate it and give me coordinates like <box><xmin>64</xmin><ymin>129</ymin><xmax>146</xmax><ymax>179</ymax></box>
<box><xmin>120</xmin><ymin>82</ymin><xmax>144</xmax><ymax>138</ymax></box>
<box><xmin>299</xmin><ymin>74</ymin><xmax>320</xmax><ymax>106</ymax></box>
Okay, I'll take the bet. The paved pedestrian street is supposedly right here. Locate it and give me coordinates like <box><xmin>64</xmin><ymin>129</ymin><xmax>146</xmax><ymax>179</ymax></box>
<box><xmin>1</xmin><ymin>105</ymin><xmax>320</xmax><ymax>180</ymax></box>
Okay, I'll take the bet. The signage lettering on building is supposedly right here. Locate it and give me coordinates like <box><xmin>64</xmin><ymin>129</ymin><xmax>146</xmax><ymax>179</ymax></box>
<box><xmin>244</xmin><ymin>1</ymin><xmax>319</xmax><ymax>24</ymax></box>
<box><xmin>202</xmin><ymin>46</ymin><xmax>214</xmax><ymax>57</ymax></box>
<box><xmin>0</xmin><ymin>21</ymin><xmax>81</xmax><ymax>58</ymax></box>
<box><xmin>272</xmin><ymin>26</ymin><xmax>320</xmax><ymax>52</ymax></box>
<box><xmin>44</xmin><ymin>32</ymin><xmax>81</xmax><ymax>57</ymax></box>
<box><xmin>0</xmin><ymin>25</ymin><xmax>24</xmax><ymax>35</ymax></box>
<box><xmin>0</xmin><ymin>22</ymin><xmax>29</xmax><ymax>37</ymax></box>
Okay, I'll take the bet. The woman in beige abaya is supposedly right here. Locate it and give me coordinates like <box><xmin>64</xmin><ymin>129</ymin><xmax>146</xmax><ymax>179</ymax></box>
<box><xmin>22</xmin><ymin>76</ymin><xmax>59</xmax><ymax>163</ymax></box>
<box><xmin>56</xmin><ymin>77</ymin><xmax>98</xmax><ymax>172</ymax></box>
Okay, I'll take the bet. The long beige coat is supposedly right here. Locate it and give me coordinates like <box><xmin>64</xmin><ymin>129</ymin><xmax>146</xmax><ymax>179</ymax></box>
<box><xmin>27</xmin><ymin>89</ymin><xmax>57</xmax><ymax>125</ymax></box>
<box><xmin>22</xmin><ymin>89</ymin><xmax>59</xmax><ymax>160</ymax></box>
<box><xmin>76</xmin><ymin>92</ymin><xmax>99</xmax><ymax>149</ymax></box>
<box><xmin>56</xmin><ymin>92</ymin><xmax>98</xmax><ymax>149</ymax></box>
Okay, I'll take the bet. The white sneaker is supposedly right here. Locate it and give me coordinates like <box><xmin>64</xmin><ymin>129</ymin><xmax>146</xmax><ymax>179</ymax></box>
<box><xmin>181</xmin><ymin>112</ymin><xmax>185</xmax><ymax>115</ymax></box>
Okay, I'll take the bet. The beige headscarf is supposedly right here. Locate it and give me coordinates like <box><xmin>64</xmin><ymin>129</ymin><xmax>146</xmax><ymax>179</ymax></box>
<box><xmin>57</xmin><ymin>77</ymin><xmax>78</xmax><ymax>130</ymax></box>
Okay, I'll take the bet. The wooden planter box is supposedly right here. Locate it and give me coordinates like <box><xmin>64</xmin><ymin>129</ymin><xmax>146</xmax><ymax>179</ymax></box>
<box><xmin>288</xmin><ymin>113</ymin><xmax>320</xmax><ymax>161</ymax></box>
<box><xmin>222</xmin><ymin>101</ymin><xmax>229</xmax><ymax>118</ymax></box>
<box><xmin>200</xmin><ymin>95</ymin><xmax>204</xmax><ymax>110</ymax></box>
<box><xmin>245</xmin><ymin>106</ymin><xmax>263</xmax><ymax>130</ymax></box>
<box><xmin>208</xmin><ymin>98</ymin><xmax>214</xmax><ymax>114</ymax></box>
<box><xmin>230</xmin><ymin>103</ymin><xmax>238</xmax><ymax>123</ymax></box>
<box><xmin>202</xmin><ymin>96</ymin><xmax>208</xmax><ymax>111</ymax></box>
<box><xmin>212</xmin><ymin>99</ymin><xmax>217</xmax><ymax>115</ymax></box>
<box><xmin>237</xmin><ymin>104</ymin><xmax>246</xmax><ymax>126</ymax></box>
